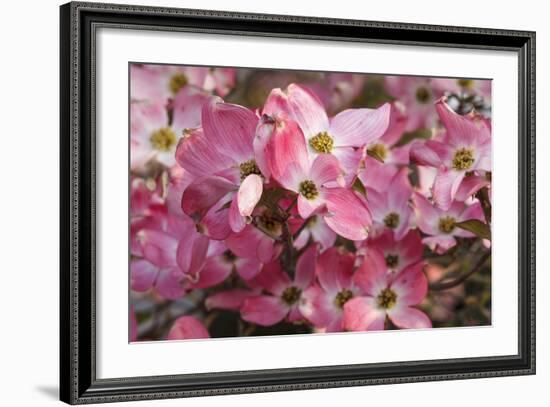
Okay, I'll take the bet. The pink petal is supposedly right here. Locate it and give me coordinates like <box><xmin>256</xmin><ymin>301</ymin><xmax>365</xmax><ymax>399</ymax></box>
<box><xmin>200</xmin><ymin>202</ymin><xmax>232</xmax><ymax>240</ymax></box>
<box><xmin>316</xmin><ymin>248</ymin><xmax>354</xmax><ymax>293</ymax></box>
<box><xmin>138</xmin><ymin>229</ymin><xmax>178</xmax><ymax>268</ymax></box>
<box><xmin>166</xmin><ymin>316</ymin><xmax>210</xmax><ymax>340</ymax></box>
<box><xmin>388</xmin><ymin>167</ymin><xmax>412</xmax><ymax>211</ymax></box>
<box><xmin>272</xmin><ymin>84</ymin><xmax>329</xmax><ymax>138</ymax></box>
<box><xmin>410</xmin><ymin>140</ymin><xmax>444</xmax><ymax>167</ymax></box>
<box><xmin>253</xmin><ymin>115</ymin><xmax>276</xmax><ymax>179</ymax></box>
<box><xmin>390</xmin><ymin>262</ymin><xmax>428</xmax><ymax>306</ymax></box>
<box><xmin>358</xmin><ymin>157</ymin><xmax>399</xmax><ymax>192</ymax></box>
<box><xmin>433</xmin><ymin>169</ymin><xmax>465</xmax><ymax>211</ymax></box>
<box><xmin>206</xmin><ymin>289</ymin><xmax>256</xmax><ymax>310</ymax></box>
<box><xmin>238</xmin><ymin>174</ymin><xmax>263</xmax><ymax>216</ymax></box>
<box><xmin>297</xmin><ymin>195</ymin><xmax>324</xmax><ymax>219</ymax></box>
<box><xmin>171</xmin><ymin>86</ymin><xmax>210</xmax><ymax>133</ymax></box>
<box><xmin>225</xmin><ymin>225</ymin><xmax>276</xmax><ymax>263</ymax></box>
<box><xmin>155</xmin><ymin>267</ymin><xmax>186</xmax><ymax>299</ymax></box>
<box><xmin>176</xmin><ymin>232</ymin><xmax>209</xmax><ymax>276</ymax></box>
<box><xmin>181</xmin><ymin>176</ymin><xmax>235</xmax><ymax>219</ymax></box>
<box><xmin>241</xmin><ymin>296</ymin><xmax>288</xmax><ymax>326</ymax></box>
<box><xmin>309</xmin><ymin>154</ymin><xmax>343</xmax><ymax>186</ymax></box>
<box><xmin>253</xmin><ymin>261</ymin><xmax>291</xmax><ymax>296</ymax></box>
<box><xmin>323</xmin><ymin>188</ymin><xmax>372</xmax><ymax>241</ymax></box>
<box><xmin>329</xmin><ymin>103</ymin><xmax>391</xmax><ymax>147</ymax></box>
<box><xmin>388</xmin><ymin>306</ymin><xmax>432</xmax><ymax>329</ymax></box>
<box><xmin>229</xmin><ymin>195</ymin><xmax>247</xmax><ymax>233</ymax></box>
<box><xmin>412</xmin><ymin>192</ymin><xmax>440</xmax><ymax>236</ymax></box>
<box><xmin>310</xmin><ymin>217</ymin><xmax>337</xmax><ymax>249</ymax></box>
<box><xmin>175</xmin><ymin>128</ymin><xmax>234</xmax><ymax>177</ymax></box>
<box><xmin>192</xmin><ymin>256</ymin><xmax>232</xmax><ymax>289</ymax></box>
<box><xmin>353</xmin><ymin>249</ymin><xmax>388</xmax><ymax>296</ymax></box>
<box><xmin>295</xmin><ymin>244</ymin><xmax>317</xmax><ymax>289</ymax></box>
<box><xmin>300</xmin><ymin>285</ymin><xmax>339</xmax><ymax>330</ymax></box>
<box><xmin>331</xmin><ymin>147</ymin><xmax>363</xmax><ymax>187</ymax></box>
<box><xmin>455</xmin><ymin>175</ymin><xmax>490</xmax><ymax>202</ymax></box>
<box><xmin>202</xmin><ymin>98</ymin><xmax>257</xmax><ymax>162</ymax></box>
<box><xmin>130</xmin><ymin>259</ymin><xmax>158</xmax><ymax>292</ymax></box>
<box><xmin>436</xmin><ymin>99</ymin><xmax>489</xmax><ymax>147</ymax></box>
<box><xmin>265</xmin><ymin>117</ymin><xmax>309</xmax><ymax>189</ymax></box>
<box><xmin>235</xmin><ymin>257</ymin><xmax>263</xmax><ymax>280</ymax></box>
<box><xmin>343</xmin><ymin>297</ymin><xmax>386</xmax><ymax>331</ymax></box>
<box><xmin>422</xmin><ymin>235</ymin><xmax>457</xmax><ymax>254</ymax></box>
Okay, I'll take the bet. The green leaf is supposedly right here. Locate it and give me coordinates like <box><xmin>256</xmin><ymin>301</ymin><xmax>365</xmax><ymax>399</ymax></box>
<box><xmin>455</xmin><ymin>220</ymin><xmax>491</xmax><ymax>240</ymax></box>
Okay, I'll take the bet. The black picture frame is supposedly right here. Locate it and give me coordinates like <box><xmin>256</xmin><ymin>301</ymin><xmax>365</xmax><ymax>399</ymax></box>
<box><xmin>60</xmin><ymin>1</ymin><xmax>536</xmax><ymax>404</ymax></box>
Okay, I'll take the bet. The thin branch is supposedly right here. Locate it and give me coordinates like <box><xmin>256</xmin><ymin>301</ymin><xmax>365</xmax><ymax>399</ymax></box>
<box><xmin>429</xmin><ymin>251</ymin><xmax>491</xmax><ymax>291</ymax></box>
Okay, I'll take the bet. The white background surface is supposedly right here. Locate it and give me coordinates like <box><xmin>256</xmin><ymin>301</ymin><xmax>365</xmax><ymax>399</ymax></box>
<box><xmin>97</xmin><ymin>28</ymin><xmax>518</xmax><ymax>378</ymax></box>
<box><xmin>0</xmin><ymin>0</ymin><xmax>546</xmax><ymax>406</ymax></box>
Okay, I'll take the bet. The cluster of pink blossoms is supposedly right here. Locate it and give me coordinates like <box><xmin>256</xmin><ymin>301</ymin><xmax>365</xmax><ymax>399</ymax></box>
<box><xmin>130</xmin><ymin>64</ymin><xmax>492</xmax><ymax>341</ymax></box>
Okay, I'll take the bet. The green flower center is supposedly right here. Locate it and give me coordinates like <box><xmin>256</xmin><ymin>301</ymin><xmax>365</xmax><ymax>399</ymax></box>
<box><xmin>299</xmin><ymin>180</ymin><xmax>319</xmax><ymax>200</ymax></box>
<box><xmin>309</xmin><ymin>132</ymin><xmax>334</xmax><ymax>153</ymax></box>
<box><xmin>150</xmin><ymin>127</ymin><xmax>177</xmax><ymax>152</ymax></box>
<box><xmin>384</xmin><ymin>212</ymin><xmax>400</xmax><ymax>229</ymax></box>
<box><xmin>415</xmin><ymin>86</ymin><xmax>431</xmax><ymax>104</ymax></box>
<box><xmin>385</xmin><ymin>254</ymin><xmax>399</xmax><ymax>268</ymax></box>
<box><xmin>239</xmin><ymin>159</ymin><xmax>262</xmax><ymax>181</ymax></box>
<box><xmin>452</xmin><ymin>148</ymin><xmax>475</xmax><ymax>171</ymax></box>
<box><xmin>457</xmin><ymin>79</ymin><xmax>475</xmax><ymax>89</ymax></box>
<box><xmin>169</xmin><ymin>73</ymin><xmax>188</xmax><ymax>95</ymax></box>
<box><xmin>334</xmin><ymin>289</ymin><xmax>354</xmax><ymax>308</ymax></box>
<box><xmin>377</xmin><ymin>288</ymin><xmax>397</xmax><ymax>310</ymax></box>
<box><xmin>438</xmin><ymin>216</ymin><xmax>456</xmax><ymax>234</ymax></box>
<box><xmin>367</xmin><ymin>143</ymin><xmax>388</xmax><ymax>161</ymax></box>
<box><xmin>281</xmin><ymin>286</ymin><xmax>302</xmax><ymax>305</ymax></box>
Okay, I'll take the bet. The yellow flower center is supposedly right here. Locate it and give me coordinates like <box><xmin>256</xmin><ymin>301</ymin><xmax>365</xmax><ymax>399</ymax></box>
<box><xmin>281</xmin><ymin>286</ymin><xmax>302</xmax><ymax>305</ymax></box>
<box><xmin>415</xmin><ymin>86</ymin><xmax>431</xmax><ymax>104</ymax></box>
<box><xmin>309</xmin><ymin>132</ymin><xmax>334</xmax><ymax>153</ymax></box>
<box><xmin>377</xmin><ymin>288</ymin><xmax>397</xmax><ymax>310</ymax></box>
<box><xmin>150</xmin><ymin>127</ymin><xmax>177</xmax><ymax>152</ymax></box>
<box><xmin>457</xmin><ymin>79</ymin><xmax>475</xmax><ymax>89</ymax></box>
<box><xmin>239</xmin><ymin>159</ymin><xmax>261</xmax><ymax>181</ymax></box>
<box><xmin>384</xmin><ymin>212</ymin><xmax>400</xmax><ymax>229</ymax></box>
<box><xmin>299</xmin><ymin>180</ymin><xmax>319</xmax><ymax>200</ymax></box>
<box><xmin>169</xmin><ymin>73</ymin><xmax>188</xmax><ymax>95</ymax></box>
<box><xmin>334</xmin><ymin>289</ymin><xmax>354</xmax><ymax>308</ymax></box>
<box><xmin>385</xmin><ymin>254</ymin><xmax>399</xmax><ymax>268</ymax></box>
<box><xmin>438</xmin><ymin>216</ymin><xmax>456</xmax><ymax>234</ymax></box>
<box><xmin>452</xmin><ymin>148</ymin><xmax>475</xmax><ymax>171</ymax></box>
<box><xmin>367</xmin><ymin>143</ymin><xmax>388</xmax><ymax>161</ymax></box>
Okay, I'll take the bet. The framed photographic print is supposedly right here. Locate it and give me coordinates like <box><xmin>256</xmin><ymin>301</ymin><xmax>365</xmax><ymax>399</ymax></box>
<box><xmin>60</xmin><ymin>1</ymin><xmax>536</xmax><ymax>404</ymax></box>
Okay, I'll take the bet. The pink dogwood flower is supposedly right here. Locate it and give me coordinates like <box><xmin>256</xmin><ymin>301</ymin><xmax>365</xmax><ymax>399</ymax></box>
<box><xmin>384</xmin><ymin>76</ymin><xmax>438</xmax><ymax>132</ymax></box>
<box><xmin>413</xmin><ymin>192</ymin><xmax>485</xmax><ymax>254</ymax></box>
<box><xmin>361</xmin><ymin>229</ymin><xmax>424</xmax><ymax>275</ymax></box>
<box><xmin>307</xmin><ymin>73</ymin><xmax>365</xmax><ymax>115</ymax></box>
<box><xmin>264</xmin><ymin>115</ymin><xmax>372</xmax><ymax>240</ymax></box>
<box><xmin>263</xmin><ymin>83</ymin><xmax>391</xmax><ymax>185</ymax></box>
<box><xmin>366</xmin><ymin>167</ymin><xmax>414</xmax><ymax>240</ymax></box>
<box><xmin>131</xmin><ymin>87</ymin><xmax>209</xmax><ymax>168</ymax></box>
<box><xmin>131</xmin><ymin>213</ymin><xmax>209</xmax><ymax>299</ymax></box>
<box><xmin>241</xmin><ymin>245</ymin><xmax>317</xmax><ymax>326</ymax></box>
<box><xmin>166</xmin><ymin>316</ymin><xmax>210</xmax><ymax>340</ymax></box>
<box><xmin>131</xmin><ymin>64</ymin><xmax>235</xmax><ymax>102</ymax></box>
<box><xmin>343</xmin><ymin>249</ymin><xmax>431</xmax><ymax>331</ymax></box>
<box><xmin>177</xmin><ymin>98</ymin><xmax>263</xmax><ymax>233</ymax></box>
<box><xmin>300</xmin><ymin>248</ymin><xmax>358</xmax><ymax>332</ymax></box>
<box><xmin>410</xmin><ymin>98</ymin><xmax>491</xmax><ymax>210</ymax></box>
